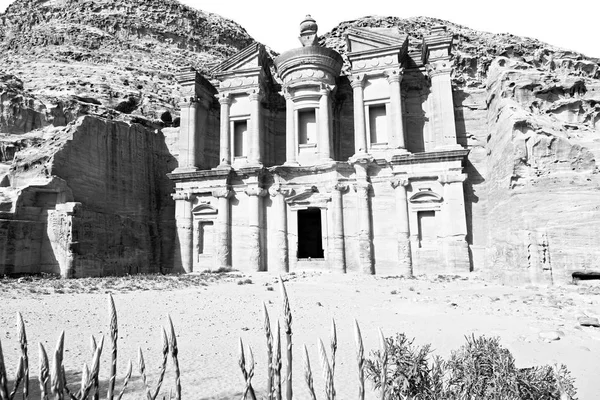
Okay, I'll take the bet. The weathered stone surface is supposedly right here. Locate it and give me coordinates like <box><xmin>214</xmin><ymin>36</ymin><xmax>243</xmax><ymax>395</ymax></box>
<box><xmin>578</xmin><ymin>317</ymin><xmax>600</xmax><ymax>327</ymax></box>
<box><xmin>1</xmin><ymin>116</ymin><xmax>177</xmax><ymax>277</ymax></box>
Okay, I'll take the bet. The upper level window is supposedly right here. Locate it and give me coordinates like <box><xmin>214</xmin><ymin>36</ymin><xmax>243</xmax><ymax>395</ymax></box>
<box><xmin>298</xmin><ymin>109</ymin><xmax>317</xmax><ymax>145</ymax></box>
<box><xmin>233</xmin><ymin>120</ymin><xmax>247</xmax><ymax>157</ymax></box>
<box><xmin>368</xmin><ymin>104</ymin><xmax>388</xmax><ymax>145</ymax></box>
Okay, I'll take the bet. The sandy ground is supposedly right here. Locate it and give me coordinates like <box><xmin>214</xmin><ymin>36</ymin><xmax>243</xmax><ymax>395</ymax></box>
<box><xmin>1</xmin><ymin>272</ymin><xmax>599</xmax><ymax>399</ymax></box>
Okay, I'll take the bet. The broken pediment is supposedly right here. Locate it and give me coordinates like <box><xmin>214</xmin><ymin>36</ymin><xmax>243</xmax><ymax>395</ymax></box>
<box><xmin>211</xmin><ymin>43</ymin><xmax>268</xmax><ymax>76</ymax></box>
<box><xmin>285</xmin><ymin>186</ymin><xmax>331</xmax><ymax>209</ymax></box>
<box><xmin>346</xmin><ymin>27</ymin><xmax>408</xmax><ymax>54</ymax></box>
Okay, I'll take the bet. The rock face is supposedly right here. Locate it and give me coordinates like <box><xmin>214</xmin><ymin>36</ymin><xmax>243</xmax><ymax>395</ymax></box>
<box><xmin>0</xmin><ymin>0</ymin><xmax>253</xmax><ymax>277</ymax></box>
<box><xmin>323</xmin><ymin>16</ymin><xmax>600</xmax><ymax>283</ymax></box>
<box><xmin>1</xmin><ymin>116</ymin><xmax>177</xmax><ymax>276</ymax></box>
<box><xmin>1</xmin><ymin>5</ymin><xmax>599</xmax><ymax>281</ymax></box>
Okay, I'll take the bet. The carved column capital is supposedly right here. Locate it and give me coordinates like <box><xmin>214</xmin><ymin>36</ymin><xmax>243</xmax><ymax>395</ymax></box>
<box><xmin>248</xmin><ymin>89</ymin><xmax>264</xmax><ymax>102</ymax></box>
<box><xmin>245</xmin><ymin>186</ymin><xmax>267</xmax><ymax>197</ymax></box>
<box><xmin>212</xmin><ymin>187</ymin><xmax>233</xmax><ymax>199</ymax></box>
<box><xmin>390</xmin><ymin>177</ymin><xmax>410</xmax><ymax>189</ymax></box>
<box><xmin>426</xmin><ymin>61</ymin><xmax>452</xmax><ymax>78</ymax></box>
<box><xmin>333</xmin><ymin>183</ymin><xmax>349</xmax><ymax>193</ymax></box>
<box><xmin>353</xmin><ymin>181</ymin><xmax>371</xmax><ymax>194</ymax></box>
<box><xmin>349</xmin><ymin>74</ymin><xmax>366</xmax><ymax>89</ymax></box>
<box><xmin>438</xmin><ymin>173</ymin><xmax>467</xmax><ymax>184</ymax></box>
<box><xmin>217</xmin><ymin>92</ymin><xmax>231</xmax><ymax>105</ymax></box>
<box><xmin>268</xmin><ymin>184</ymin><xmax>294</xmax><ymax>198</ymax></box>
<box><xmin>172</xmin><ymin>191</ymin><xmax>195</xmax><ymax>201</ymax></box>
<box><xmin>282</xmin><ymin>88</ymin><xmax>293</xmax><ymax>101</ymax></box>
<box><xmin>385</xmin><ymin>68</ymin><xmax>404</xmax><ymax>84</ymax></box>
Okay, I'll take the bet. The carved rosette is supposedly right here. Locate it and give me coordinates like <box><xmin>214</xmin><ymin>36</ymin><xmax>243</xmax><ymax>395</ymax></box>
<box><xmin>384</xmin><ymin>68</ymin><xmax>404</xmax><ymax>84</ymax></box>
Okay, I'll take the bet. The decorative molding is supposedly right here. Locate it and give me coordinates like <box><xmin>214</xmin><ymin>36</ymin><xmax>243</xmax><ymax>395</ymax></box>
<box><xmin>217</xmin><ymin>93</ymin><xmax>231</xmax><ymax>105</ymax></box>
<box><xmin>212</xmin><ymin>188</ymin><xmax>233</xmax><ymax>199</ymax></box>
<box><xmin>172</xmin><ymin>191</ymin><xmax>195</xmax><ymax>201</ymax></box>
<box><xmin>349</xmin><ymin>74</ymin><xmax>365</xmax><ymax>89</ymax></box>
<box><xmin>244</xmin><ymin>186</ymin><xmax>267</xmax><ymax>197</ymax></box>
<box><xmin>385</xmin><ymin>68</ymin><xmax>404</xmax><ymax>84</ymax></box>
<box><xmin>390</xmin><ymin>177</ymin><xmax>409</xmax><ymax>189</ymax></box>
<box><xmin>438</xmin><ymin>173</ymin><xmax>467</xmax><ymax>184</ymax></box>
<box><xmin>268</xmin><ymin>184</ymin><xmax>295</xmax><ymax>198</ymax></box>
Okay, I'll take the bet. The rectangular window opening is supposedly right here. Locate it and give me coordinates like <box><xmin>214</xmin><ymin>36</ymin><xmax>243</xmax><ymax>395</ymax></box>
<box><xmin>369</xmin><ymin>104</ymin><xmax>388</xmax><ymax>145</ymax></box>
<box><xmin>298</xmin><ymin>109</ymin><xmax>317</xmax><ymax>145</ymax></box>
<box><xmin>233</xmin><ymin>120</ymin><xmax>248</xmax><ymax>157</ymax></box>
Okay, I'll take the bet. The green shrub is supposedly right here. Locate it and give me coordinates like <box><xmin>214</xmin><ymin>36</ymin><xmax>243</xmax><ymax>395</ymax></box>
<box><xmin>365</xmin><ymin>334</ymin><xmax>577</xmax><ymax>400</ymax></box>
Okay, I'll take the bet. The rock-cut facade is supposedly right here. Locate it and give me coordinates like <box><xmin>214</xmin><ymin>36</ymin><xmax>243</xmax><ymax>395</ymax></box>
<box><xmin>168</xmin><ymin>17</ymin><xmax>471</xmax><ymax>275</ymax></box>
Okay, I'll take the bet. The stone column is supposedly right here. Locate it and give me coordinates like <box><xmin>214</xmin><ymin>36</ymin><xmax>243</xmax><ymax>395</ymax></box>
<box><xmin>385</xmin><ymin>69</ymin><xmax>406</xmax><ymax>150</ymax></box>
<box><xmin>284</xmin><ymin>91</ymin><xmax>298</xmax><ymax>165</ymax></box>
<box><xmin>249</xmin><ymin>90</ymin><xmax>263</xmax><ymax>165</ymax></box>
<box><xmin>245</xmin><ymin>186</ymin><xmax>267</xmax><ymax>272</ymax></box>
<box><xmin>213</xmin><ymin>187</ymin><xmax>232</xmax><ymax>271</ymax></box>
<box><xmin>428</xmin><ymin>62</ymin><xmax>458</xmax><ymax>149</ymax></box>
<box><xmin>438</xmin><ymin>173</ymin><xmax>469</xmax><ymax>271</ymax></box>
<box><xmin>218</xmin><ymin>93</ymin><xmax>231</xmax><ymax>168</ymax></box>
<box><xmin>318</xmin><ymin>86</ymin><xmax>332</xmax><ymax>161</ymax></box>
<box><xmin>269</xmin><ymin>185</ymin><xmax>293</xmax><ymax>273</ymax></box>
<box><xmin>176</xmin><ymin>99</ymin><xmax>198</xmax><ymax>170</ymax></box>
<box><xmin>391</xmin><ymin>177</ymin><xmax>412</xmax><ymax>276</ymax></box>
<box><xmin>173</xmin><ymin>191</ymin><xmax>195</xmax><ymax>273</ymax></box>
<box><xmin>350</xmin><ymin>75</ymin><xmax>367</xmax><ymax>154</ymax></box>
<box><xmin>330</xmin><ymin>183</ymin><xmax>348</xmax><ymax>272</ymax></box>
<box><xmin>354</xmin><ymin>180</ymin><xmax>374</xmax><ymax>274</ymax></box>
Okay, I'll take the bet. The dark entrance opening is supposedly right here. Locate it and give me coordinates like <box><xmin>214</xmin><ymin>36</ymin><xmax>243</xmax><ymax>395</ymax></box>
<box><xmin>572</xmin><ymin>271</ymin><xmax>600</xmax><ymax>281</ymax></box>
<box><xmin>297</xmin><ymin>207</ymin><xmax>324</xmax><ymax>258</ymax></box>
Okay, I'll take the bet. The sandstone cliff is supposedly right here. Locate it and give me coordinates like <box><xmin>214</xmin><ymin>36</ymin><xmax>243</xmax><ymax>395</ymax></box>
<box><xmin>0</xmin><ymin>0</ymin><xmax>253</xmax><ymax>276</ymax></box>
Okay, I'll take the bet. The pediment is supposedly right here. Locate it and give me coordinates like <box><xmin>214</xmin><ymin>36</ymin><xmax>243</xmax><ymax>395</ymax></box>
<box><xmin>346</xmin><ymin>27</ymin><xmax>408</xmax><ymax>53</ymax></box>
<box><xmin>409</xmin><ymin>190</ymin><xmax>442</xmax><ymax>203</ymax></box>
<box><xmin>211</xmin><ymin>43</ymin><xmax>266</xmax><ymax>75</ymax></box>
<box><xmin>192</xmin><ymin>204</ymin><xmax>217</xmax><ymax>215</ymax></box>
<box><xmin>285</xmin><ymin>186</ymin><xmax>331</xmax><ymax>209</ymax></box>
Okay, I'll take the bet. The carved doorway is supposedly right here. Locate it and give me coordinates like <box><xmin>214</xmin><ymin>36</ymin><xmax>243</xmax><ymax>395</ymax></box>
<box><xmin>297</xmin><ymin>207</ymin><xmax>324</xmax><ymax>258</ymax></box>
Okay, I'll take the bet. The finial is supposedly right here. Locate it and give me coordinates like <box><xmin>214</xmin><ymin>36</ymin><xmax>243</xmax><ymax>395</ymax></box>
<box><xmin>299</xmin><ymin>15</ymin><xmax>319</xmax><ymax>47</ymax></box>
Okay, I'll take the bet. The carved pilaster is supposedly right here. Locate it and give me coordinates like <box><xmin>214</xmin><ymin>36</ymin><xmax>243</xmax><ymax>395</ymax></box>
<box><xmin>245</xmin><ymin>185</ymin><xmax>267</xmax><ymax>272</ymax></box>
<box><xmin>330</xmin><ymin>183</ymin><xmax>348</xmax><ymax>272</ymax></box>
<box><xmin>217</xmin><ymin>93</ymin><xmax>232</xmax><ymax>168</ymax></box>
<box><xmin>350</xmin><ymin>74</ymin><xmax>367</xmax><ymax>154</ymax></box>
<box><xmin>269</xmin><ymin>185</ymin><xmax>293</xmax><ymax>273</ymax></box>
<box><xmin>354</xmin><ymin>180</ymin><xmax>374</xmax><ymax>274</ymax></box>
<box><xmin>385</xmin><ymin>68</ymin><xmax>406</xmax><ymax>150</ymax></box>
<box><xmin>390</xmin><ymin>177</ymin><xmax>412</xmax><ymax>276</ymax></box>
<box><xmin>174</xmin><ymin>191</ymin><xmax>195</xmax><ymax>273</ymax></box>
<box><xmin>212</xmin><ymin>187</ymin><xmax>233</xmax><ymax>271</ymax></box>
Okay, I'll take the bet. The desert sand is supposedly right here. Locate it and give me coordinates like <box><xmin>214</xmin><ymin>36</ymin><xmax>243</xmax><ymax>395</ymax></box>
<box><xmin>1</xmin><ymin>272</ymin><xmax>599</xmax><ymax>399</ymax></box>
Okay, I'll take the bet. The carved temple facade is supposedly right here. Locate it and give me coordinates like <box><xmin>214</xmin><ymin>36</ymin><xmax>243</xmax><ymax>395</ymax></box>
<box><xmin>168</xmin><ymin>17</ymin><xmax>470</xmax><ymax>275</ymax></box>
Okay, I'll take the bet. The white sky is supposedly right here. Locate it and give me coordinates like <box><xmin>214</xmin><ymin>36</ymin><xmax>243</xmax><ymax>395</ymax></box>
<box><xmin>0</xmin><ymin>0</ymin><xmax>598</xmax><ymax>58</ymax></box>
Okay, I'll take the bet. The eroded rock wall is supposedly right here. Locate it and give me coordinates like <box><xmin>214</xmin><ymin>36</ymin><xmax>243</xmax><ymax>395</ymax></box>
<box><xmin>1</xmin><ymin>116</ymin><xmax>176</xmax><ymax>276</ymax></box>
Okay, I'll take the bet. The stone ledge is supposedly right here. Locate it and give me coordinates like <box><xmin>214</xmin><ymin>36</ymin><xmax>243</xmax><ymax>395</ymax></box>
<box><xmin>391</xmin><ymin>149</ymin><xmax>469</xmax><ymax>165</ymax></box>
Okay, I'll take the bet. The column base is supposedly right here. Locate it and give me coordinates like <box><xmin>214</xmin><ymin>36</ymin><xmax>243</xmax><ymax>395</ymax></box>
<box><xmin>283</xmin><ymin>161</ymin><xmax>300</xmax><ymax>167</ymax></box>
<box><xmin>215</xmin><ymin>163</ymin><xmax>232</xmax><ymax>171</ymax></box>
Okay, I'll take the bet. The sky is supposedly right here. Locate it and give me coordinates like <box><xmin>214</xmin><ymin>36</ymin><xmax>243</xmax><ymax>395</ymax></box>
<box><xmin>0</xmin><ymin>0</ymin><xmax>598</xmax><ymax>58</ymax></box>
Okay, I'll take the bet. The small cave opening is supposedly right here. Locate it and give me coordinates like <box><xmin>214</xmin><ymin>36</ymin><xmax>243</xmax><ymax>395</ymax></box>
<box><xmin>572</xmin><ymin>271</ymin><xmax>600</xmax><ymax>282</ymax></box>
